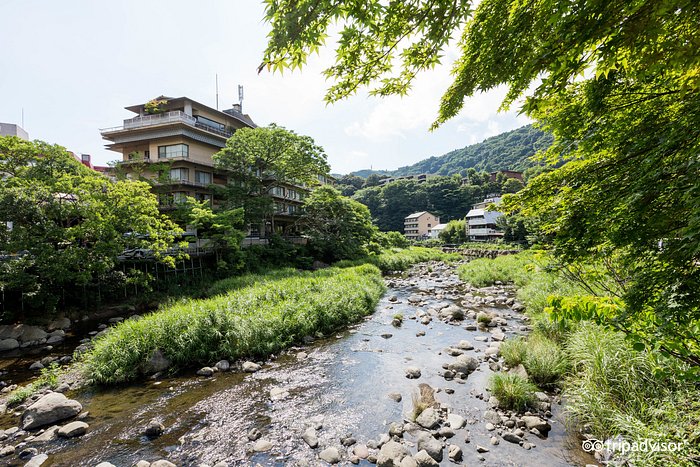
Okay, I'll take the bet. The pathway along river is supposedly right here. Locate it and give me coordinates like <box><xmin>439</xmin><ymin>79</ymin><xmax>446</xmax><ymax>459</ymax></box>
<box><xmin>0</xmin><ymin>261</ymin><xmax>597</xmax><ymax>466</ymax></box>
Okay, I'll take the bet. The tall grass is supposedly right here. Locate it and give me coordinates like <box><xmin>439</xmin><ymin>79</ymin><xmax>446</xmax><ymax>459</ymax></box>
<box><xmin>489</xmin><ymin>373</ymin><xmax>537</xmax><ymax>411</ymax></box>
<box><xmin>456</xmin><ymin>252</ymin><xmax>534</xmax><ymax>287</ymax></box>
<box><xmin>336</xmin><ymin>247</ymin><xmax>460</xmax><ymax>273</ymax></box>
<box><xmin>82</xmin><ymin>264</ymin><xmax>385</xmax><ymax>384</ymax></box>
<box><xmin>523</xmin><ymin>334</ymin><xmax>568</xmax><ymax>388</ymax></box>
<box><xmin>564</xmin><ymin>322</ymin><xmax>700</xmax><ymax>465</ymax></box>
<box><xmin>6</xmin><ymin>363</ymin><xmax>61</xmax><ymax>406</ymax></box>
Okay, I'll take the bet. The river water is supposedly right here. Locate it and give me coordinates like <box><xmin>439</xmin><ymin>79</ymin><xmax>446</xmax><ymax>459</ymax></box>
<box><xmin>0</xmin><ymin>263</ymin><xmax>596</xmax><ymax>466</ymax></box>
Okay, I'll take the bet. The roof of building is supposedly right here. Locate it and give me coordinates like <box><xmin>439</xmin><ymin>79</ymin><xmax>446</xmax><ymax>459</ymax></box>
<box><xmin>125</xmin><ymin>95</ymin><xmax>257</xmax><ymax>128</ymax></box>
<box><xmin>405</xmin><ymin>211</ymin><xmax>434</xmax><ymax>219</ymax></box>
<box><xmin>430</xmin><ymin>223</ymin><xmax>449</xmax><ymax>230</ymax></box>
<box><xmin>466</xmin><ymin>209</ymin><xmax>485</xmax><ymax>218</ymax></box>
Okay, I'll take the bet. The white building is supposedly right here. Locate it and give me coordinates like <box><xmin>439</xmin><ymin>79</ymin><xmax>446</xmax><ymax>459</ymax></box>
<box><xmin>466</xmin><ymin>197</ymin><xmax>504</xmax><ymax>241</ymax></box>
<box><xmin>428</xmin><ymin>223</ymin><xmax>448</xmax><ymax>239</ymax></box>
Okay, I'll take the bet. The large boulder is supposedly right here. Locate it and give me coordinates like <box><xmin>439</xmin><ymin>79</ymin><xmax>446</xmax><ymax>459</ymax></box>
<box><xmin>417</xmin><ymin>433</ymin><xmax>443</xmax><ymax>462</ymax></box>
<box><xmin>415</xmin><ymin>408</ymin><xmax>440</xmax><ymax>430</ymax></box>
<box><xmin>19</xmin><ymin>326</ymin><xmax>47</xmax><ymax>343</ymax></box>
<box><xmin>0</xmin><ymin>338</ymin><xmax>19</xmax><ymax>351</ymax></box>
<box><xmin>0</xmin><ymin>324</ymin><xmax>24</xmax><ymax>340</ymax></box>
<box><xmin>47</xmin><ymin>317</ymin><xmax>71</xmax><ymax>332</ymax></box>
<box><xmin>377</xmin><ymin>440</ymin><xmax>409</xmax><ymax>467</ymax></box>
<box><xmin>521</xmin><ymin>416</ymin><xmax>551</xmax><ymax>434</ymax></box>
<box><xmin>21</xmin><ymin>392</ymin><xmax>82</xmax><ymax>430</ymax></box>
<box><xmin>448</xmin><ymin>355</ymin><xmax>479</xmax><ymax>375</ymax></box>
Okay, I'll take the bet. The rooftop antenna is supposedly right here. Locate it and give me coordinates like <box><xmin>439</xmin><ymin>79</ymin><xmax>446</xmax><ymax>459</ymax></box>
<box><xmin>238</xmin><ymin>85</ymin><xmax>244</xmax><ymax>112</ymax></box>
<box><xmin>215</xmin><ymin>74</ymin><xmax>219</xmax><ymax>110</ymax></box>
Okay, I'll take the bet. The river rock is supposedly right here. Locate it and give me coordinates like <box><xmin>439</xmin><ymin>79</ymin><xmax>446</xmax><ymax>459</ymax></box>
<box><xmin>448</xmin><ymin>444</ymin><xmax>462</xmax><ymax>462</ymax></box>
<box><xmin>143</xmin><ymin>349</ymin><xmax>171</xmax><ymax>374</ymax></box>
<box><xmin>29</xmin><ymin>361</ymin><xmax>44</xmax><ymax>371</ymax></box>
<box><xmin>377</xmin><ymin>440</ymin><xmax>409</xmax><ymax>467</ymax></box>
<box><xmin>0</xmin><ymin>445</ymin><xmax>14</xmax><ymax>456</ymax></box>
<box><xmin>405</xmin><ymin>367</ymin><xmax>421</xmax><ymax>379</ymax></box>
<box><xmin>253</xmin><ymin>439</ymin><xmax>273</xmax><ymax>452</ymax></box>
<box><xmin>46</xmin><ymin>335</ymin><xmax>64</xmax><ymax>344</ymax></box>
<box><xmin>483</xmin><ymin>410</ymin><xmax>501</xmax><ymax>425</ymax></box>
<box><xmin>448</xmin><ymin>355</ymin><xmax>479</xmax><ymax>374</ymax></box>
<box><xmin>57</xmin><ymin>421</ymin><xmax>88</xmax><ymax>438</ymax></box>
<box><xmin>413</xmin><ymin>450</ymin><xmax>439</xmax><ymax>467</ymax></box>
<box><xmin>24</xmin><ymin>453</ymin><xmax>48</xmax><ymax>467</ymax></box>
<box><xmin>388</xmin><ymin>422</ymin><xmax>404</xmax><ymax>437</ymax></box>
<box><xmin>456</xmin><ymin>340</ymin><xmax>474</xmax><ymax>350</ymax></box>
<box><xmin>417</xmin><ymin>433</ymin><xmax>443</xmax><ymax>462</ymax></box>
<box><xmin>31</xmin><ymin>425</ymin><xmax>59</xmax><ymax>443</ymax></box>
<box><xmin>319</xmin><ymin>446</ymin><xmax>340</xmax><ymax>464</ymax></box>
<box><xmin>302</xmin><ymin>427</ymin><xmax>318</xmax><ymax>448</ymax></box>
<box><xmin>388</xmin><ymin>392</ymin><xmax>402</xmax><ymax>402</ymax></box>
<box><xmin>47</xmin><ymin>317</ymin><xmax>71</xmax><ymax>331</ymax></box>
<box><xmin>476</xmin><ymin>445</ymin><xmax>490</xmax><ymax>453</ymax></box>
<box><xmin>214</xmin><ymin>360</ymin><xmax>230</xmax><ymax>372</ymax></box>
<box><xmin>95</xmin><ymin>463</ymin><xmax>116</xmax><ymax>467</ymax></box>
<box><xmin>503</xmin><ymin>432</ymin><xmax>523</xmax><ymax>444</ymax></box>
<box><xmin>19</xmin><ymin>326</ymin><xmax>47</xmax><ymax>343</ymax></box>
<box><xmin>242</xmin><ymin>361</ymin><xmax>261</xmax><ymax>373</ymax></box>
<box><xmin>150</xmin><ymin>461</ymin><xmax>177</xmax><ymax>467</ymax></box>
<box><xmin>0</xmin><ymin>338</ymin><xmax>19</xmax><ymax>351</ymax></box>
<box><xmin>197</xmin><ymin>367</ymin><xmax>215</xmax><ymax>377</ymax></box>
<box><xmin>21</xmin><ymin>392</ymin><xmax>82</xmax><ymax>430</ymax></box>
<box><xmin>438</xmin><ymin>426</ymin><xmax>455</xmax><ymax>438</ymax></box>
<box><xmin>399</xmin><ymin>456</ymin><xmax>418</xmax><ymax>467</ymax></box>
<box><xmin>446</xmin><ymin>414</ymin><xmax>465</xmax><ymax>429</ymax></box>
<box><xmin>354</xmin><ymin>444</ymin><xmax>369</xmax><ymax>459</ymax></box>
<box><xmin>415</xmin><ymin>408</ymin><xmax>440</xmax><ymax>429</ymax></box>
<box><xmin>522</xmin><ymin>416</ymin><xmax>551</xmax><ymax>434</ymax></box>
<box><xmin>509</xmin><ymin>364</ymin><xmax>529</xmax><ymax>380</ymax></box>
<box><xmin>144</xmin><ymin>420</ymin><xmax>165</xmax><ymax>437</ymax></box>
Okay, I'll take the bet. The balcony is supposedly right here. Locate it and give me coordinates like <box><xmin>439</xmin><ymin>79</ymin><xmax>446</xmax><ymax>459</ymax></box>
<box><xmin>100</xmin><ymin>111</ymin><xmax>233</xmax><ymax>138</ymax></box>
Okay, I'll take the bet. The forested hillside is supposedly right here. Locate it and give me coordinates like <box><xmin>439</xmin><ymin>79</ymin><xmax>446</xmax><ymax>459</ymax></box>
<box><xmin>350</xmin><ymin>125</ymin><xmax>551</xmax><ymax>178</ymax></box>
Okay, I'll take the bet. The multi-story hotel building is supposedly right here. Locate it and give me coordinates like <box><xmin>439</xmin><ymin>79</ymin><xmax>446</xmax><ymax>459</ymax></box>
<box><xmin>100</xmin><ymin>95</ymin><xmax>323</xmax><ymax>236</ymax></box>
<box><xmin>404</xmin><ymin>211</ymin><xmax>440</xmax><ymax>240</ymax></box>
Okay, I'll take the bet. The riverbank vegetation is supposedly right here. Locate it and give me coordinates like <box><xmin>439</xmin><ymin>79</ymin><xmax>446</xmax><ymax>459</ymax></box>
<box><xmin>335</xmin><ymin>247</ymin><xmax>460</xmax><ymax>274</ymax></box>
<box><xmin>82</xmin><ymin>264</ymin><xmax>384</xmax><ymax>384</ymax></box>
<box><xmin>461</xmin><ymin>252</ymin><xmax>700</xmax><ymax>465</ymax></box>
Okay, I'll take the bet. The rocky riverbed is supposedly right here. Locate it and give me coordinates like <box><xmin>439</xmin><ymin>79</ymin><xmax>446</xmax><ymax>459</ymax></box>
<box><xmin>0</xmin><ymin>261</ymin><xmax>597</xmax><ymax>466</ymax></box>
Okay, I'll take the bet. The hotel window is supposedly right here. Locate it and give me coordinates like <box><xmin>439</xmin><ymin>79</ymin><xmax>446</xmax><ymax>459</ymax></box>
<box><xmin>172</xmin><ymin>192</ymin><xmax>188</xmax><ymax>204</ymax></box>
<box><xmin>170</xmin><ymin>168</ymin><xmax>189</xmax><ymax>182</ymax></box>
<box><xmin>158</xmin><ymin>144</ymin><xmax>189</xmax><ymax>159</ymax></box>
<box><xmin>195</xmin><ymin>171</ymin><xmax>212</xmax><ymax>185</ymax></box>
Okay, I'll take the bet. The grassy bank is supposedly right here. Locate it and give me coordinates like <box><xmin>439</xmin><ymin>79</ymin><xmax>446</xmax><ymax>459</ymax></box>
<box><xmin>465</xmin><ymin>252</ymin><xmax>699</xmax><ymax>466</ymax></box>
<box><xmin>336</xmin><ymin>246</ymin><xmax>461</xmax><ymax>273</ymax></box>
<box><xmin>82</xmin><ymin>264</ymin><xmax>385</xmax><ymax>384</ymax></box>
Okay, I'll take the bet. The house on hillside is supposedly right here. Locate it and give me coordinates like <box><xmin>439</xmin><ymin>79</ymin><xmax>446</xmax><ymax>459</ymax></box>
<box><xmin>379</xmin><ymin>174</ymin><xmax>430</xmax><ymax>185</ymax></box>
<box><xmin>466</xmin><ymin>197</ymin><xmax>504</xmax><ymax>241</ymax></box>
<box><xmin>428</xmin><ymin>223</ymin><xmax>448</xmax><ymax>239</ymax></box>
<box><xmin>404</xmin><ymin>211</ymin><xmax>440</xmax><ymax>240</ymax></box>
<box><xmin>489</xmin><ymin>170</ymin><xmax>523</xmax><ymax>182</ymax></box>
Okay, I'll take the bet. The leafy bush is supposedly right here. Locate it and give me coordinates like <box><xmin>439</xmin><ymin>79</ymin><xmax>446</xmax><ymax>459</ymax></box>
<box><xmin>489</xmin><ymin>372</ymin><xmax>537</xmax><ymax>411</ymax></box>
<box><xmin>82</xmin><ymin>264</ymin><xmax>385</xmax><ymax>384</ymax></box>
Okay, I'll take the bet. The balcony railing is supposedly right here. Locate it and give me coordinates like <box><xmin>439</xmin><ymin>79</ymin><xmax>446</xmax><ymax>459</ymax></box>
<box><xmin>101</xmin><ymin>111</ymin><xmax>233</xmax><ymax>138</ymax></box>
<box><xmin>468</xmin><ymin>228</ymin><xmax>503</xmax><ymax>236</ymax></box>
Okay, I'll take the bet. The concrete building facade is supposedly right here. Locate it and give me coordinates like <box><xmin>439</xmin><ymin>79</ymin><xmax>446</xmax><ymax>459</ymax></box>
<box><xmin>404</xmin><ymin>211</ymin><xmax>440</xmax><ymax>240</ymax></box>
<box><xmin>465</xmin><ymin>197</ymin><xmax>504</xmax><ymax>241</ymax></box>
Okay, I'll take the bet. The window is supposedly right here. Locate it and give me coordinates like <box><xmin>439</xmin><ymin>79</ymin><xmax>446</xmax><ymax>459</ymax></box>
<box><xmin>170</xmin><ymin>168</ymin><xmax>189</xmax><ymax>181</ymax></box>
<box><xmin>194</xmin><ymin>193</ymin><xmax>212</xmax><ymax>203</ymax></box>
<box><xmin>158</xmin><ymin>144</ymin><xmax>189</xmax><ymax>159</ymax></box>
<box><xmin>195</xmin><ymin>171</ymin><xmax>212</xmax><ymax>185</ymax></box>
<box><xmin>195</xmin><ymin>115</ymin><xmax>225</xmax><ymax>132</ymax></box>
<box><xmin>172</xmin><ymin>192</ymin><xmax>188</xmax><ymax>204</ymax></box>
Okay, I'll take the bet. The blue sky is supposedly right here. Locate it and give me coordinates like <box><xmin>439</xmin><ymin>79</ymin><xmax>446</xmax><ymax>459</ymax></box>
<box><xmin>0</xmin><ymin>0</ymin><xmax>529</xmax><ymax>174</ymax></box>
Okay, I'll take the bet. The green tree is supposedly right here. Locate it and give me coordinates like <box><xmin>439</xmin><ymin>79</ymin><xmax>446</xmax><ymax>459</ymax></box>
<box><xmin>213</xmin><ymin>124</ymin><xmax>330</xmax><ymax>233</ymax></box>
<box><xmin>0</xmin><ymin>137</ymin><xmax>181</xmax><ymax>313</ymax></box>
<box><xmin>301</xmin><ymin>186</ymin><xmax>378</xmax><ymax>262</ymax></box>
<box><xmin>261</xmin><ymin>0</ymin><xmax>700</xmax><ymax>367</ymax></box>
<box><xmin>439</xmin><ymin>220</ymin><xmax>467</xmax><ymax>245</ymax></box>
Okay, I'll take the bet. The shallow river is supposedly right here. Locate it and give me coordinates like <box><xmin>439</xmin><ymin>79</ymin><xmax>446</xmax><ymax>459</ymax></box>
<box><xmin>1</xmin><ymin>264</ymin><xmax>595</xmax><ymax>466</ymax></box>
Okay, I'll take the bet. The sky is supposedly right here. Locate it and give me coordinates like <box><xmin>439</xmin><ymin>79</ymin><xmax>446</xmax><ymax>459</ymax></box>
<box><xmin>0</xmin><ymin>0</ymin><xmax>530</xmax><ymax>175</ymax></box>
